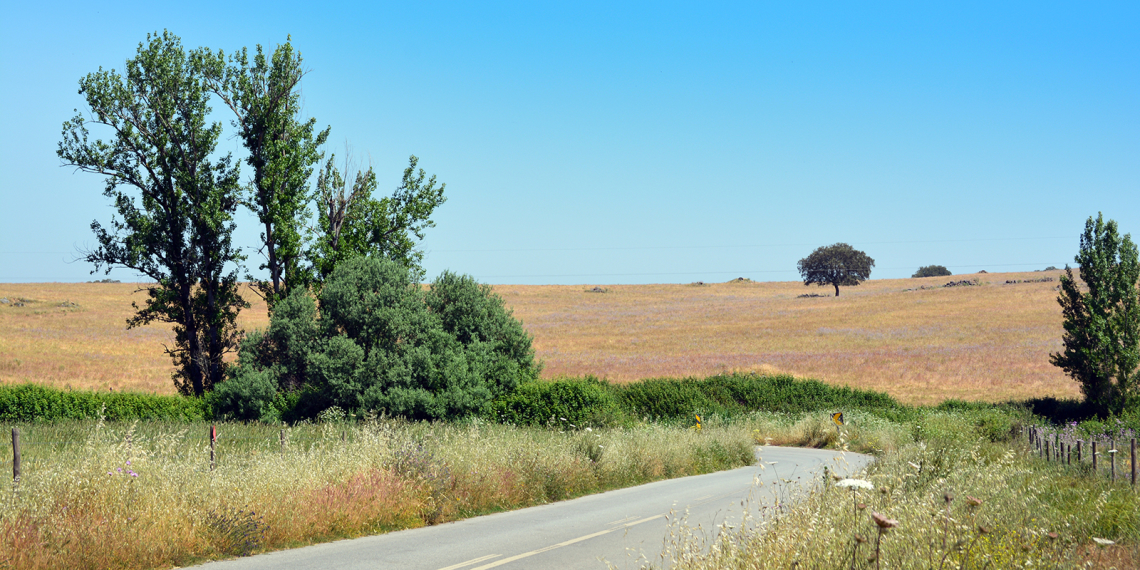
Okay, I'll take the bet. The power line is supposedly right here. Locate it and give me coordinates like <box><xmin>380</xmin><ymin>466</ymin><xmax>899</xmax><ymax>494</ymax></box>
<box><xmin>426</xmin><ymin>235</ymin><xmax>1078</xmax><ymax>254</ymax></box>
<box><xmin>0</xmin><ymin>262</ymin><xmax>1071</xmax><ymax>282</ymax></box>
<box><xmin>0</xmin><ymin>235</ymin><xmax>1078</xmax><ymax>256</ymax></box>
<box><xmin>468</xmin><ymin>262</ymin><xmax>1069</xmax><ymax>280</ymax></box>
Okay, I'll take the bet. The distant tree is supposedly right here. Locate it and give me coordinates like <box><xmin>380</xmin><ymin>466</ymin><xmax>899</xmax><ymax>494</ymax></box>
<box><xmin>204</xmin><ymin>37</ymin><xmax>330</xmax><ymax>311</ymax></box>
<box><xmin>797</xmin><ymin>243</ymin><xmax>875</xmax><ymax>297</ymax></box>
<box><xmin>309</xmin><ymin>154</ymin><xmax>446</xmax><ymax>284</ymax></box>
<box><xmin>58</xmin><ymin>31</ymin><xmax>247</xmax><ymax>397</ymax></box>
<box><xmin>912</xmin><ymin>265</ymin><xmax>952</xmax><ymax>278</ymax></box>
<box><xmin>1050</xmin><ymin>214</ymin><xmax>1140</xmax><ymax>416</ymax></box>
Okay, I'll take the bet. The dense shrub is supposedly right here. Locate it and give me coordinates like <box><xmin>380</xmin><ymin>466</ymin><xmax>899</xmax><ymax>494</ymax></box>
<box><xmin>617</xmin><ymin>374</ymin><xmax>901</xmax><ymax>419</ymax></box>
<box><xmin>426</xmin><ymin>271</ymin><xmax>538</xmax><ymax>380</ymax></box>
<box><xmin>618</xmin><ymin>377</ymin><xmax>727</xmax><ymax>419</ymax></box>
<box><xmin>488</xmin><ymin>376</ymin><xmax>626</xmax><ymax>427</ymax></box>
<box><xmin>912</xmin><ymin>264</ymin><xmax>952</xmax><ymax>278</ymax></box>
<box><xmin>0</xmin><ymin>383</ymin><xmax>206</xmax><ymax>422</ymax></box>
<box><xmin>1001</xmin><ymin>396</ymin><xmax>1091</xmax><ymax>424</ymax></box>
<box><xmin>209</xmin><ymin>368</ymin><xmax>279</xmax><ymax>421</ymax></box>
<box><xmin>489</xmin><ymin>373</ymin><xmax>904</xmax><ymax>427</ymax></box>
<box><xmin>218</xmin><ymin>256</ymin><xmax>539</xmax><ymax>421</ymax></box>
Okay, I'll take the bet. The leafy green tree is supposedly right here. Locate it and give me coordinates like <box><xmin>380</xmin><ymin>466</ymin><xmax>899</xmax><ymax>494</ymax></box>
<box><xmin>912</xmin><ymin>265</ymin><xmax>952</xmax><ymax>278</ymax></box>
<box><xmin>310</xmin><ymin>154</ymin><xmax>446</xmax><ymax>284</ymax></box>
<box><xmin>426</xmin><ymin>271</ymin><xmax>541</xmax><ymax>390</ymax></box>
<box><xmin>224</xmin><ymin>257</ymin><xmax>537</xmax><ymax>421</ymax></box>
<box><xmin>204</xmin><ymin>38</ymin><xmax>330</xmax><ymax>311</ymax></box>
<box><xmin>58</xmin><ymin>31</ymin><xmax>247</xmax><ymax>396</ymax></box>
<box><xmin>1050</xmin><ymin>214</ymin><xmax>1140</xmax><ymax>416</ymax></box>
<box><xmin>796</xmin><ymin>243</ymin><xmax>875</xmax><ymax>296</ymax></box>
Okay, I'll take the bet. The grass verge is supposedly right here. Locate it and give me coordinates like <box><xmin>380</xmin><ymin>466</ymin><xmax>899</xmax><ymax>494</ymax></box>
<box><xmin>0</xmin><ymin>417</ymin><xmax>752</xmax><ymax>569</ymax></box>
<box><xmin>659</xmin><ymin>409</ymin><xmax>1140</xmax><ymax>569</ymax></box>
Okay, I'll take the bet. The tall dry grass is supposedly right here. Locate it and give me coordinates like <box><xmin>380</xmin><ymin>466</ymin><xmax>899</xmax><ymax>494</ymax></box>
<box><xmin>504</xmin><ymin>271</ymin><xmax>1073</xmax><ymax>404</ymax></box>
<box><xmin>0</xmin><ymin>283</ymin><xmax>268</xmax><ymax>394</ymax></box>
<box><xmin>1</xmin><ymin>271</ymin><xmax>1073</xmax><ymax>404</ymax></box>
<box><xmin>657</xmin><ymin>411</ymin><xmax>1139</xmax><ymax>569</ymax></box>
<box><xmin>0</xmin><ymin>417</ymin><xmax>753</xmax><ymax>569</ymax></box>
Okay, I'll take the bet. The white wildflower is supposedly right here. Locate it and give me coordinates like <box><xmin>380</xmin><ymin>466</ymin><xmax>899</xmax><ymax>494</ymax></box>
<box><xmin>835</xmin><ymin>478</ymin><xmax>874</xmax><ymax>490</ymax></box>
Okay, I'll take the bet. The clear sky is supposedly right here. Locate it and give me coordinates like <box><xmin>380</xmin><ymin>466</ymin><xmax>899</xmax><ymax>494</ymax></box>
<box><xmin>1</xmin><ymin>1</ymin><xmax>1136</xmax><ymax>285</ymax></box>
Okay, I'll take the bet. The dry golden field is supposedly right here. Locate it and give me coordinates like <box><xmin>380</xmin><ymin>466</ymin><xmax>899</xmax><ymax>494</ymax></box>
<box><xmin>0</xmin><ymin>270</ymin><xmax>1076</xmax><ymax>405</ymax></box>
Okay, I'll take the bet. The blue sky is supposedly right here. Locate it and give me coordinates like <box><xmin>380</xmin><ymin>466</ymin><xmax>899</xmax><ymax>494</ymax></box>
<box><xmin>1</xmin><ymin>1</ymin><xmax>1136</xmax><ymax>284</ymax></box>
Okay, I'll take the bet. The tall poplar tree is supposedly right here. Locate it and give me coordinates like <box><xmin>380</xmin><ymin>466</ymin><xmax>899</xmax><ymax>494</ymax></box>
<box><xmin>1051</xmin><ymin>214</ymin><xmax>1140</xmax><ymax>416</ymax></box>
<box><xmin>205</xmin><ymin>38</ymin><xmax>330</xmax><ymax>310</ymax></box>
<box><xmin>58</xmin><ymin>31</ymin><xmax>247</xmax><ymax>396</ymax></box>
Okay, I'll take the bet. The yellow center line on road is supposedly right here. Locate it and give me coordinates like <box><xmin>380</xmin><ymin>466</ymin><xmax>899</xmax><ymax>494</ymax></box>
<box><xmin>468</xmin><ymin>515</ymin><xmax>665</xmax><ymax>570</ymax></box>
<box><xmin>437</xmin><ymin>554</ymin><xmax>502</xmax><ymax>570</ymax></box>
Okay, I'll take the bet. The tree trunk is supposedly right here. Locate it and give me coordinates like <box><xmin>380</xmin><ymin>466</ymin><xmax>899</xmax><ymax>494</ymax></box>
<box><xmin>834</xmin><ymin>283</ymin><xmax>840</xmax><ymax>297</ymax></box>
<box><xmin>179</xmin><ymin>280</ymin><xmax>205</xmax><ymax>396</ymax></box>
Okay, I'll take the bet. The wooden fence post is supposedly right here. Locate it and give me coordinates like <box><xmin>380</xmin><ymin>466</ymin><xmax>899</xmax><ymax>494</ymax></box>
<box><xmin>1093</xmin><ymin>441</ymin><xmax>1098</xmax><ymax>473</ymax></box>
<box><xmin>1111</xmin><ymin>439</ymin><xmax>1116</xmax><ymax>483</ymax></box>
<box><xmin>11</xmin><ymin>428</ymin><xmax>19</xmax><ymax>484</ymax></box>
<box><xmin>1077</xmin><ymin>440</ymin><xmax>1083</xmax><ymax>463</ymax></box>
<box><xmin>210</xmin><ymin>424</ymin><xmax>216</xmax><ymax>471</ymax></box>
<box><xmin>1132</xmin><ymin>438</ymin><xmax>1137</xmax><ymax>487</ymax></box>
<box><xmin>280</xmin><ymin>429</ymin><xmax>286</xmax><ymax>451</ymax></box>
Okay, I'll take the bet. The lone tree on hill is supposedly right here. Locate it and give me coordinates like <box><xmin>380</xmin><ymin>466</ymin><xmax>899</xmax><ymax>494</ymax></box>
<box><xmin>913</xmin><ymin>265</ymin><xmax>952</xmax><ymax>278</ymax></box>
<box><xmin>1050</xmin><ymin>213</ymin><xmax>1140</xmax><ymax>416</ymax></box>
<box><xmin>797</xmin><ymin>243</ymin><xmax>875</xmax><ymax>297</ymax></box>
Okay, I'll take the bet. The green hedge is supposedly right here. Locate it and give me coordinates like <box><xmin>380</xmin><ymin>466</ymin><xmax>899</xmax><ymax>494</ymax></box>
<box><xmin>0</xmin><ymin>384</ymin><xmax>207</xmax><ymax>422</ymax></box>
<box><xmin>1</xmin><ymin>373</ymin><xmax>906</xmax><ymax>425</ymax></box>
<box><xmin>487</xmin><ymin>373</ymin><xmax>906</xmax><ymax>427</ymax></box>
<box><xmin>617</xmin><ymin>374</ymin><xmax>901</xmax><ymax>419</ymax></box>
<box><xmin>487</xmin><ymin>376</ymin><xmax>627</xmax><ymax>427</ymax></box>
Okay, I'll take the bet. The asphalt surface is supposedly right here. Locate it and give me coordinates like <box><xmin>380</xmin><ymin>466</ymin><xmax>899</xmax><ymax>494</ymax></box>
<box><xmin>193</xmin><ymin>446</ymin><xmax>871</xmax><ymax>570</ymax></box>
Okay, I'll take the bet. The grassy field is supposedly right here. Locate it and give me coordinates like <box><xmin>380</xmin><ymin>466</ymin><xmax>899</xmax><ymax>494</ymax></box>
<box><xmin>3</xmin><ymin>409</ymin><xmax>1135</xmax><ymax>569</ymax></box>
<box><xmin>0</xmin><ymin>417</ymin><xmax>753</xmax><ymax>569</ymax></box>
<box><xmin>0</xmin><ymin>270</ymin><xmax>1072</xmax><ymax>404</ymax></box>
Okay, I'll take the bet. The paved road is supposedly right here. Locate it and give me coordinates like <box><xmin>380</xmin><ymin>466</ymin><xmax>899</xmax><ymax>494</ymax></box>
<box><xmin>195</xmin><ymin>447</ymin><xmax>870</xmax><ymax>570</ymax></box>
